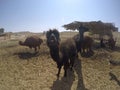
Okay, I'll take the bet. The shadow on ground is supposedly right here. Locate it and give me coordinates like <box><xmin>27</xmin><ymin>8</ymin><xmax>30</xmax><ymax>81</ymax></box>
<box><xmin>51</xmin><ymin>58</ymin><xmax>87</xmax><ymax>90</ymax></box>
<box><xmin>114</xmin><ymin>46</ymin><xmax>120</xmax><ymax>52</ymax></box>
<box><xmin>94</xmin><ymin>43</ymin><xmax>120</xmax><ymax>53</ymax></box>
<box><xmin>80</xmin><ymin>51</ymin><xmax>94</xmax><ymax>58</ymax></box>
<box><xmin>14</xmin><ymin>52</ymin><xmax>40</xmax><ymax>59</ymax></box>
<box><xmin>109</xmin><ymin>72</ymin><xmax>120</xmax><ymax>86</ymax></box>
<box><xmin>74</xmin><ymin>58</ymin><xmax>87</xmax><ymax>90</ymax></box>
<box><xmin>51</xmin><ymin>70</ymin><xmax>75</xmax><ymax>90</ymax></box>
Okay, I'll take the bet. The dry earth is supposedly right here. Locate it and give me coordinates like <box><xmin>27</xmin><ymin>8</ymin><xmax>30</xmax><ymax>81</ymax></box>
<box><xmin>0</xmin><ymin>32</ymin><xmax>120</xmax><ymax>90</ymax></box>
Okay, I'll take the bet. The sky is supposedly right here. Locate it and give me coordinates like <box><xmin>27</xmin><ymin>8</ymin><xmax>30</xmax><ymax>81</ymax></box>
<box><xmin>0</xmin><ymin>0</ymin><xmax>120</xmax><ymax>32</ymax></box>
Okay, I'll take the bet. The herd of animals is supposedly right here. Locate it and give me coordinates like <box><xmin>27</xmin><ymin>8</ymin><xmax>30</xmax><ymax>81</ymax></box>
<box><xmin>18</xmin><ymin>25</ymin><xmax>116</xmax><ymax>78</ymax></box>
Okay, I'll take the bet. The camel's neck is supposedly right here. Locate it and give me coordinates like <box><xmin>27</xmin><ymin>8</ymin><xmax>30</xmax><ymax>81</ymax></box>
<box><xmin>49</xmin><ymin>46</ymin><xmax>60</xmax><ymax>62</ymax></box>
<box><xmin>19</xmin><ymin>41</ymin><xmax>26</xmax><ymax>46</ymax></box>
<box><xmin>79</xmin><ymin>31</ymin><xmax>84</xmax><ymax>41</ymax></box>
<box><xmin>21</xmin><ymin>43</ymin><xmax>26</xmax><ymax>46</ymax></box>
<box><xmin>78</xmin><ymin>26</ymin><xmax>87</xmax><ymax>41</ymax></box>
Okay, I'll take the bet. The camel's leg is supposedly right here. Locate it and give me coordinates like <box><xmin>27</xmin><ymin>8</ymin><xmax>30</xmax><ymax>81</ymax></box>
<box><xmin>57</xmin><ymin>66</ymin><xmax>62</xmax><ymax>78</ymax></box>
<box><xmin>34</xmin><ymin>47</ymin><xmax>37</xmax><ymax>52</ymax></box>
<box><xmin>38</xmin><ymin>45</ymin><xmax>40</xmax><ymax>49</ymax></box>
<box><xmin>63</xmin><ymin>61</ymin><xmax>69</xmax><ymax>77</ymax></box>
<box><xmin>83</xmin><ymin>48</ymin><xmax>85</xmax><ymax>54</ymax></box>
<box><xmin>70</xmin><ymin>57</ymin><xmax>75</xmax><ymax>71</ymax></box>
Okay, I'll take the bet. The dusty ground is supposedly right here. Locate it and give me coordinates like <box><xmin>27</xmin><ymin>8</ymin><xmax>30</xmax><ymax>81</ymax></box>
<box><xmin>0</xmin><ymin>32</ymin><xmax>120</xmax><ymax>90</ymax></box>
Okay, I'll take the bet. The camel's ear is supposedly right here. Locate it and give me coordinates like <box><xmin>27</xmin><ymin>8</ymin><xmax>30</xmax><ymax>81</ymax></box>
<box><xmin>46</xmin><ymin>29</ymin><xmax>51</xmax><ymax>39</ymax></box>
<box><xmin>52</xmin><ymin>29</ymin><xmax>60</xmax><ymax>41</ymax></box>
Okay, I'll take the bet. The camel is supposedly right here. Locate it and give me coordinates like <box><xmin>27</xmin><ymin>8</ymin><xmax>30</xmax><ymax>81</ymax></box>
<box><xmin>19</xmin><ymin>36</ymin><xmax>43</xmax><ymax>52</ymax></box>
<box><xmin>46</xmin><ymin>29</ymin><xmax>77</xmax><ymax>77</ymax></box>
<box><xmin>74</xmin><ymin>25</ymin><xmax>94</xmax><ymax>56</ymax></box>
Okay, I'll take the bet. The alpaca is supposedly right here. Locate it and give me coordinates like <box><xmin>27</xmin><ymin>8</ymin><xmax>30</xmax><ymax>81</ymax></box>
<box><xmin>19</xmin><ymin>36</ymin><xmax>43</xmax><ymax>52</ymax></box>
<box><xmin>46</xmin><ymin>29</ymin><xmax>77</xmax><ymax>77</ymax></box>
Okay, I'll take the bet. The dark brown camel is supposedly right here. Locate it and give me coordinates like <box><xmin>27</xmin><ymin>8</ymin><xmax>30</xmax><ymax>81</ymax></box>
<box><xmin>73</xmin><ymin>34</ymin><xmax>93</xmax><ymax>54</ymax></box>
<box><xmin>73</xmin><ymin>25</ymin><xmax>94</xmax><ymax>56</ymax></box>
<box><xmin>19</xmin><ymin>36</ymin><xmax>43</xmax><ymax>52</ymax></box>
<box><xmin>108</xmin><ymin>37</ymin><xmax>116</xmax><ymax>50</ymax></box>
<box><xmin>46</xmin><ymin>29</ymin><xmax>77</xmax><ymax>78</ymax></box>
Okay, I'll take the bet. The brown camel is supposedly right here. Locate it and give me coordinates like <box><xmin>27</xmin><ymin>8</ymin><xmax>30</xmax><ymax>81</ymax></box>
<box><xmin>19</xmin><ymin>36</ymin><xmax>43</xmax><ymax>52</ymax></box>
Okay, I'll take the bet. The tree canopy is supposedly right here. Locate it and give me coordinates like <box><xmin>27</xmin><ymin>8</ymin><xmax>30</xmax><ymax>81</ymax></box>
<box><xmin>0</xmin><ymin>28</ymin><xmax>4</xmax><ymax>34</ymax></box>
<box><xmin>63</xmin><ymin>21</ymin><xmax>118</xmax><ymax>38</ymax></box>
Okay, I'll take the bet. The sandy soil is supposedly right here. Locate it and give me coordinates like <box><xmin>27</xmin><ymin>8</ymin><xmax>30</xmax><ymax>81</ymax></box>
<box><xmin>0</xmin><ymin>33</ymin><xmax>120</xmax><ymax>90</ymax></box>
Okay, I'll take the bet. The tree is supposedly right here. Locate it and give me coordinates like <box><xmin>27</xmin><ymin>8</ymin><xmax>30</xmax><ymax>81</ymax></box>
<box><xmin>0</xmin><ymin>28</ymin><xmax>4</xmax><ymax>34</ymax></box>
<box><xmin>63</xmin><ymin>21</ymin><xmax>118</xmax><ymax>38</ymax></box>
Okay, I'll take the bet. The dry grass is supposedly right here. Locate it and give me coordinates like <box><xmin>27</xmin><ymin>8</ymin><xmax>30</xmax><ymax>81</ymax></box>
<box><xmin>0</xmin><ymin>32</ymin><xmax>120</xmax><ymax>90</ymax></box>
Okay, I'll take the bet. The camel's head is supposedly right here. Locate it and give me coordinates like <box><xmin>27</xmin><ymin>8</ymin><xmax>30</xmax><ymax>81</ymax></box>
<box><xmin>19</xmin><ymin>41</ymin><xmax>23</xmax><ymax>45</ymax></box>
<box><xmin>40</xmin><ymin>38</ymin><xmax>43</xmax><ymax>44</ymax></box>
<box><xmin>46</xmin><ymin>29</ymin><xmax>60</xmax><ymax>48</ymax></box>
<box><xmin>78</xmin><ymin>24</ymin><xmax>89</xmax><ymax>33</ymax></box>
<box><xmin>19</xmin><ymin>41</ymin><xmax>26</xmax><ymax>46</ymax></box>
